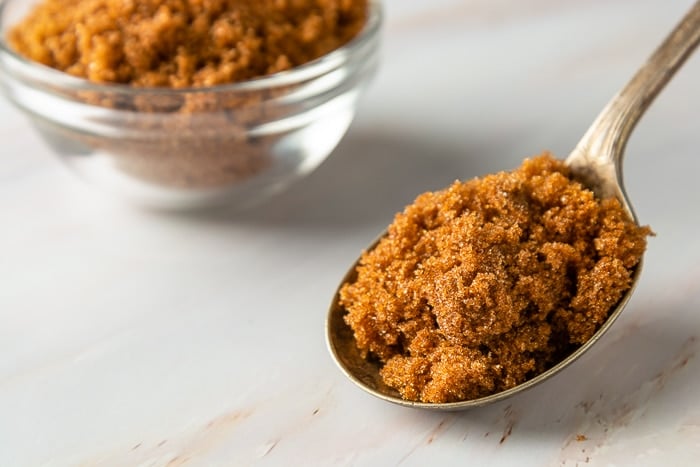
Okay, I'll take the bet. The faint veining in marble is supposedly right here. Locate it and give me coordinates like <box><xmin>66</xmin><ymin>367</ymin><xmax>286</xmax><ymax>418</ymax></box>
<box><xmin>556</xmin><ymin>334</ymin><xmax>699</xmax><ymax>466</ymax></box>
<box><xmin>499</xmin><ymin>405</ymin><xmax>518</xmax><ymax>445</ymax></box>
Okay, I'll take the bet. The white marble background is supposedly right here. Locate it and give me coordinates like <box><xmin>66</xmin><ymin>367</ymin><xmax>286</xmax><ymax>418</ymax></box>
<box><xmin>2</xmin><ymin>0</ymin><xmax>700</xmax><ymax>465</ymax></box>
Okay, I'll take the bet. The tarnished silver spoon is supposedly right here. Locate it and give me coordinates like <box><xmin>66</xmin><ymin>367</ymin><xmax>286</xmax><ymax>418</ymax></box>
<box><xmin>326</xmin><ymin>1</ymin><xmax>700</xmax><ymax>410</ymax></box>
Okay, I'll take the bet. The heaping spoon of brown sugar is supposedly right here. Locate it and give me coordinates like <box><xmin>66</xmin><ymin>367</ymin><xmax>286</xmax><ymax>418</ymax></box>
<box><xmin>326</xmin><ymin>1</ymin><xmax>700</xmax><ymax>410</ymax></box>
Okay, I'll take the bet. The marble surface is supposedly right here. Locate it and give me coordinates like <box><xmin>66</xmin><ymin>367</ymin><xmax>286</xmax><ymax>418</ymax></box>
<box><xmin>2</xmin><ymin>0</ymin><xmax>700</xmax><ymax>465</ymax></box>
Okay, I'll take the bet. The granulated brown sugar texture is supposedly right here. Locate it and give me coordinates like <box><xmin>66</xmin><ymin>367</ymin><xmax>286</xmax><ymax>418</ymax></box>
<box><xmin>9</xmin><ymin>0</ymin><xmax>367</xmax><ymax>87</ymax></box>
<box><xmin>339</xmin><ymin>154</ymin><xmax>651</xmax><ymax>403</ymax></box>
<box><xmin>7</xmin><ymin>0</ymin><xmax>368</xmax><ymax>189</ymax></box>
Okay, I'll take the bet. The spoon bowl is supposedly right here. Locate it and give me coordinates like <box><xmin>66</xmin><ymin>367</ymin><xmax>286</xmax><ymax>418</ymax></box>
<box><xmin>327</xmin><ymin>1</ymin><xmax>700</xmax><ymax>410</ymax></box>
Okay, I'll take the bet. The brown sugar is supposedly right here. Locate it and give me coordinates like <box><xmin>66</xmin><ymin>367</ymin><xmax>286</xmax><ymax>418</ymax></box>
<box><xmin>8</xmin><ymin>0</ymin><xmax>367</xmax><ymax>87</ymax></box>
<box><xmin>339</xmin><ymin>154</ymin><xmax>651</xmax><ymax>403</ymax></box>
<box><xmin>6</xmin><ymin>0</ymin><xmax>369</xmax><ymax>190</ymax></box>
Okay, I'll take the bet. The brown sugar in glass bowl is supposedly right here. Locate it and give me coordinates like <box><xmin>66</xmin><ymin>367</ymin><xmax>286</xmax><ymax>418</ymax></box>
<box><xmin>0</xmin><ymin>0</ymin><xmax>381</xmax><ymax>209</ymax></box>
<box><xmin>337</xmin><ymin>154</ymin><xmax>651</xmax><ymax>404</ymax></box>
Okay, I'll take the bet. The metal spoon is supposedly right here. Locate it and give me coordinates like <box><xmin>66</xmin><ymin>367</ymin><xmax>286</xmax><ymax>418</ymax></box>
<box><xmin>326</xmin><ymin>2</ymin><xmax>700</xmax><ymax>410</ymax></box>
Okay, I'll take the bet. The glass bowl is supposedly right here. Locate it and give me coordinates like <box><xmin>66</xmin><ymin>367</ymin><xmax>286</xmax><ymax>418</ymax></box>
<box><xmin>0</xmin><ymin>0</ymin><xmax>382</xmax><ymax>210</ymax></box>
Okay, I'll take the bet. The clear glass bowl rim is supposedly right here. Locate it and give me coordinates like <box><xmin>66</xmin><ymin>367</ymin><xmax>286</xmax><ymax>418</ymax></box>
<box><xmin>0</xmin><ymin>0</ymin><xmax>382</xmax><ymax>96</ymax></box>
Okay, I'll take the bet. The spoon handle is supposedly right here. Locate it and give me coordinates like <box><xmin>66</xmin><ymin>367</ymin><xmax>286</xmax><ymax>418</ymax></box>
<box><xmin>568</xmin><ymin>0</ymin><xmax>700</xmax><ymax>193</ymax></box>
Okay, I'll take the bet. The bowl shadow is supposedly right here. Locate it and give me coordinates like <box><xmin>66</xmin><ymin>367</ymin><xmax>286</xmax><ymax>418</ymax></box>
<box><xmin>194</xmin><ymin>126</ymin><xmax>514</xmax><ymax>229</ymax></box>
